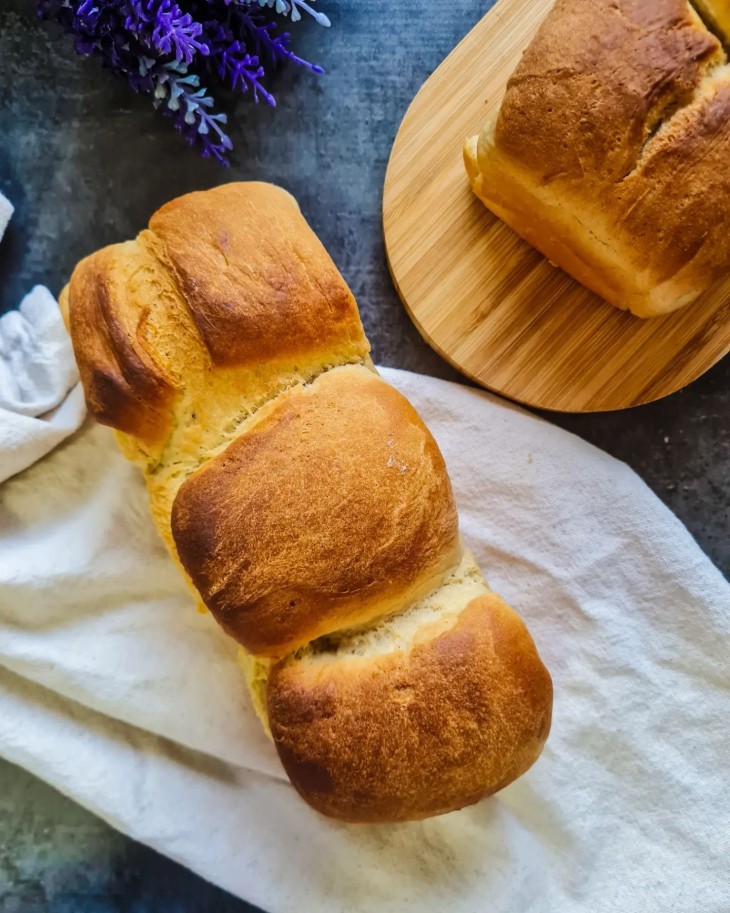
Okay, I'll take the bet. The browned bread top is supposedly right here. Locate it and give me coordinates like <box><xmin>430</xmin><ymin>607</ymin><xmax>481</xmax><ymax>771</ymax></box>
<box><xmin>268</xmin><ymin>589</ymin><xmax>553</xmax><ymax>823</ymax></box>
<box><xmin>147</xmin><ymin>184</ymin><xmax>365</xmax><ymax>369</ymax></box>
<box><xmin>469</xmin><ymin>0</ymin><xmax>730</xmax><ymax>315</ymax></box>
<box><xmin>64</xmin><ymin>240</ymin><xmax>181</xmax><ymax>443</ymax></box>
<box><xmin>494</xmin><ymin>0</ymin><xmax>723</xmax><ymax>186</ymax></box>
<box><xmin>63</xmin><ymin>183</ymin><xmax>369</xmax><ymax>444</ymax></box>
<box><xmin>616</xmin><ymin>69</ymin><xmax>730</xmax><ymax>286</ymax></box>
<box><xmin>171</xmin><ymin>364</ymin><xmax>461</xmax><ymax>657</ymax></box>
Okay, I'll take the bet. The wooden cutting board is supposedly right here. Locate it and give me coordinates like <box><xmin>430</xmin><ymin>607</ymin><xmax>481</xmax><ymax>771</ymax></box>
<box><xmin>383</xmin><ymin>0</ymin><xmax>730</xmax><ymax>412</ymax></box>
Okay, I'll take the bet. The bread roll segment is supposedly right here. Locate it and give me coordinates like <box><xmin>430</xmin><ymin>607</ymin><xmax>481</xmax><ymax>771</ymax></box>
<box><xmin>269</xmin><ymin>552</ymin><xmax>552</xmax><ymax>823</ymax></box>
<box><xmin>465</xmin><ymin>0</ymin><xmax>730</xmax><ymax>317</ymax></box>
<box><xmin>171</xmin><ymin>364</ymin><xmax>462</xmax><ymax>658</ymax></box>
<box><xmin>63</xmin><ymin>182</ymin><xmax>552</xmax><ymax>823</ymax></box>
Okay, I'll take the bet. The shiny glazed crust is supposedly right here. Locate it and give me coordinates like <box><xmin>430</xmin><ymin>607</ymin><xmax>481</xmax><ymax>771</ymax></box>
<box><xmin>64</xmin><ymin>182</ymin><xmax>553</xmax><ymax>822</ymax></box>
<box><xmin>465</xmin><ymin>0</ymin><xmax>730</xmax><ymax>317</ymax></box>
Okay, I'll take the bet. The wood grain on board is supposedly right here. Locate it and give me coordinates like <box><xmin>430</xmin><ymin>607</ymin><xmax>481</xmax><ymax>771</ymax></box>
<box><xmin>382</xmin><ymin>0</ymin><xmax>730</xmax><ymax>412</ymax></box>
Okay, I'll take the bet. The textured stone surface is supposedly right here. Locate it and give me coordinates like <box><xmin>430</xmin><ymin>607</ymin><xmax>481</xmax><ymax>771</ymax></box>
<box><xmin>0</xmin><ymin>761</ymin><xmax>257</xmax><ymax>912</ymax></box>
<box><xmin>0</xmin><ymin>0</ymin><xmax>727</xmax><ymax>910</ymax></box>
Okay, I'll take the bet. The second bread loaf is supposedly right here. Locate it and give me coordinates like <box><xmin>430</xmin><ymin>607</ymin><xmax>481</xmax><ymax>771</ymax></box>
<box><xmin>465</xmin><ymin>0</ymin><xmax>730</xmax><ymax>317</ymax></box>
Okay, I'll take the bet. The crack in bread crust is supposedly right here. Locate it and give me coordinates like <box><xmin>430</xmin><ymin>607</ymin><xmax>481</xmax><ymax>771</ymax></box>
<box><xmin>620</xmin><ymin>0</ymin><xmax>729</xmax><ymax>181</ymax></box>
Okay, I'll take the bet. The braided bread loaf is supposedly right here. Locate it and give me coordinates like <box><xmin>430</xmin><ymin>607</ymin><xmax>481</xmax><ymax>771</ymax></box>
<box><xmin>61</xmin><ymin>183</ymin><xmax>552</xmax><ymax>823</ymax></box>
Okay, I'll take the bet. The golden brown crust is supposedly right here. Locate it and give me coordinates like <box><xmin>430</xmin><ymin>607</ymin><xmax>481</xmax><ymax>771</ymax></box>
<box><xmin>64</xmin><ymin>182</ymin><xmax>369</xmax><ymax>441</ymax></box>
<box><xmin>617</xmin><ymin>72</ymin><xmax>730</xmax><ymax>288</ymax></box>
<box><xmin>65</xmin><ymin>242</ymin><xmax>179</xmax><ymax>442</ymax></box>
<box><xmin>267</xmin><ymin>594</ymin><xmax>553</xmax><ymax>823</ymax></box>
<box><xmin>495</xmin><ymin>0</ymin><xmax>722</xmax><ymax>186</ymax></box>
<box><xmin>147</xmin><ymin>183</ymin><xmax>365</xmax><ymax>368</ymax></box>
<box><xmin>65</xmin><ymin>182</ymin><xmax>554</xmax><ymax>823</ymax></box>
<box><xmin>468</xmin><ymin>0</ymin><xmax>730</xmax><ymax>316</ymax></box>
<box><xmin>171</xmin><ymin>364</ymin><xmax>462</xmax><ymax>657</ymax></box>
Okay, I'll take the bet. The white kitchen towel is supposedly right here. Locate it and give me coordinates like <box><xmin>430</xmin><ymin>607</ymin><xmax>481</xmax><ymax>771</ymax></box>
<box><xmin>0</xmin><ymin>192</ymin><xmax>12</xmax><ymax>240</ymax></box>
<box><xmin>0</xmin><ymin>283</ymin><xmax>86</xmax><ymax>484</ymax></box>
<box><xmin>0</xmin><ymin>291</ymin><xmax>729</xmax><ymax>913</ymax></box>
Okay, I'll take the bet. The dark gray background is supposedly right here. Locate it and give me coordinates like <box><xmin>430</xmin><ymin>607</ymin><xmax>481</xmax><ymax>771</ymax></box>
<box><xmin>0</xmin><ymin>1</ymin><xmax>727</xmax><ymax>910</ymax></box>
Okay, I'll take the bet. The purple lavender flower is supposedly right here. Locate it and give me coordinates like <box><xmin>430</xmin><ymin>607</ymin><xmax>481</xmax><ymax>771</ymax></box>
<box><xmin>37</xmin><ymin>0</ymin><xmax>328</xmax><ymax>164</ymax></box>
<box><xmin>126</xmin><ymin>1</ymin><xmax>210</xmax><ymax>64</ymax></box>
